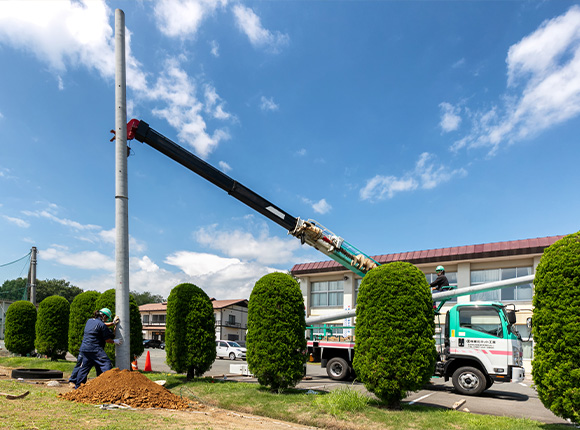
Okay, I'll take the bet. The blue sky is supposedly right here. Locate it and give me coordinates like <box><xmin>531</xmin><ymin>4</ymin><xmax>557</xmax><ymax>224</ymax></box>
<box><xmin>1</xmin><ymin>1</ymin><xmax>579</xmax><ymax>301</ymax></box>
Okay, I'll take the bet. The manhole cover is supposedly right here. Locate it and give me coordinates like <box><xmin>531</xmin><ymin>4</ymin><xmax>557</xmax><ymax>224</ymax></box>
<box><xmin>11</xmin><ymin>368</ymin><xmax>64</xmax><ymax>379</ymax></box>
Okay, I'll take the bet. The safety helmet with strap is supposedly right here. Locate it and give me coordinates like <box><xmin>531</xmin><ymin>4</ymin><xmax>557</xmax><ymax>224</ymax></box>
<box><xmin>99</xmin><ymin>308</ymin><xmax>113</xmax><ymax>322</ymax></box>
<box><xmin>436</xmin><ymin>265</ymin><xmax>445</xmax><ymax>273</ymax></box>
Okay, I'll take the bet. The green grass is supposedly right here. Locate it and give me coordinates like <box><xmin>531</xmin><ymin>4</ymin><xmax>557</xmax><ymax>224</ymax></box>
<box><xmin>0</xmin><ymin>357</ymin><xmax>571</xmax><ymax>430</ymax></box>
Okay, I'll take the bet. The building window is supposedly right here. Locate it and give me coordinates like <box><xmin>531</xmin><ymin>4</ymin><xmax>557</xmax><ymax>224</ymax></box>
<box><xmin>143</xmin><ymin>315</ymin><xmax>149</xmax><ymax>324</ymax></box>
<box><xmin>426</xmin><ymin>272</ymin><xmax>458</xmax><ymax>303</ymax></box>
<box><xmin>311</xmin><ymin>280</ymin><xmax>343</xmax><ymax>308</ymax></box>
<box><xmin>470</xmin><ymin>267</ymin><xmax>533</xmax><ymax>302</ymax></box>
<box><xmin>152</xmin><ymin>314</ymin><xmax>166</xmax><ymax>324</ymax></box>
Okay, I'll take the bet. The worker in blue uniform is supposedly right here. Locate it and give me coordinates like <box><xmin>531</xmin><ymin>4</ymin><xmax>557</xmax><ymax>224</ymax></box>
<box><xmin>73</xmin><ymin>308</ymin><xmax>122</xmax><ymax>389</ymax></box>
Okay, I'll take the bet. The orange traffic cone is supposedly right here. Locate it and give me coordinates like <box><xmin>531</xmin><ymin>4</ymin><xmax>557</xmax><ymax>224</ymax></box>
<box><xmin>131</xmin><ymin>355</ymin><xmax>138</xmax><ymax>371</ymax></box>
<box><xmin>144</xmin><ymin>350</ymin><xmax>152</xmax><ymax>372</ymax></box>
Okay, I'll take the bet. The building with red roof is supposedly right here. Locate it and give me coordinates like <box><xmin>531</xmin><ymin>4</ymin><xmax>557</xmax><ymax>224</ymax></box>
<box><xmin>290</xmin><ymin>234</ymin><xmax>566</xmax><ymax>371</ymax></box>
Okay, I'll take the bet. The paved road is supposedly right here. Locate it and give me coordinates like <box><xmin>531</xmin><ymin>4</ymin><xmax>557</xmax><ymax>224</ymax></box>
<box><xmin>139</xmin><ymin>347</ymin><xmax>569</xmax><ymax>425</ymax></box>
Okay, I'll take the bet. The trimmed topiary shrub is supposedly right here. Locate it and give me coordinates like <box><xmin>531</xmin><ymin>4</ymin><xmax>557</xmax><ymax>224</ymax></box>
<box><xmin>247</xmin><ymin>272</ymin><xmax>306</xmax><ymax>390</ymax></box>
<box><xmin>165</xmin><ymin>283</ymin><xmax>216</xmax><ymax>379</ymax></box>
<box><xmin>532</xmin><ymin>232</ymin><xmax>580</xmax><ymax>423</ymax></box>
<box><xmin>35</xmin><ymin>295</ymin><xmax>70</xmax><ymax>360</ymax></box>
<box><xmin>94</xmin><ymin>289</ymin><xmax>144</xmax><ymax>362</ymax></box>
<box><xmin>5</xmin><ymin>300</ymin><xmax>37</xmax><ymax>356</ymax></box>
<box><xmin>353</xmin><ymin>262</ymin><xmax>436</xmax><ymax>408</ymax></box>
<box><xmin>68</xmin><ymin>290</ymin><xmax>101</xmax><ymax>357</ymax></box>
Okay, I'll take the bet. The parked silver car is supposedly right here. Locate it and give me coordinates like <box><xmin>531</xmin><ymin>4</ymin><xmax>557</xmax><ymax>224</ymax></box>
<box><xmin>216</xmin><ymin>340</ymin><xmax>246</xmax><ymax>360</ymax></box>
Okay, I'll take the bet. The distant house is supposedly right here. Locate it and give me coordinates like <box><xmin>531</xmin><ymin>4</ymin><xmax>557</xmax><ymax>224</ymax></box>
<box><xmin>139</xmin><ymin>298</ymin><xmax>248</xmax><ymax>343</ymax></box>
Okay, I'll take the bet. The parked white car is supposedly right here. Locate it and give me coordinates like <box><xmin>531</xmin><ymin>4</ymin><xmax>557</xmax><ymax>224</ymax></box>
<box><xmin>216</xmin><ymin>340</ymin><xmax>246</xmax><ymax>360</ymax></box>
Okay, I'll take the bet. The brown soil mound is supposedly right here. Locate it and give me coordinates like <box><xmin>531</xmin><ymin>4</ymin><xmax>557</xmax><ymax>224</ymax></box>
<box><xmin>59</xmin><ymin>368</ymin><xmax>202</xmax><ymax>410</ymax></box>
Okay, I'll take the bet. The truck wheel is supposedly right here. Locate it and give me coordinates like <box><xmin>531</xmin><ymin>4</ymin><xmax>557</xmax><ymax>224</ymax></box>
<box><xmin>452</xmin><ymin>366</ymin><xmax>486</xmax><ymax>396</ymax></box>
<box><xmin>326</xmin><ymin>357</ymin><xmax>350</xmax><ymax>380</ymax></box>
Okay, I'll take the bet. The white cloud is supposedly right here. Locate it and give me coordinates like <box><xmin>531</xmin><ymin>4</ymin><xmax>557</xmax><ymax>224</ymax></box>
<box><xmin>164</xmin><ymin>250</ymin><xmax>277</xmax><ymax>299</ymax></box>
<box><xmin>360</xmin><ymin>175</ymin><xmax>417</xmax><ymax>201</ymax></box>
<box><xmin>414</xmin><ymin>152</ymin><xmax>466</xmax><ymax>190</ymax></box>
<box><xmin>360</xmin><ymin>152</ymin><xmax>466</xmax><ymax>201</ymax></box>
<box><xmin>302</xmin><ymin>198</ymin><xmax>332</xmax><ymax>215</ymax></box>
<box><xmin>42</xmin><ymin>246</ymin><xmax>115</xmax><ymax>271</ymax></box>
<box><xmin>23</xmin><ymin>209</ymin><xmax>101</xmax><ymax>231</ymax></box>
<box><xmin>194</xmin><ymin>224</ymin><xmax>301</xmax><ymax>265</ymax></box>
<box><xmin>154</xmin><ymin>0</ymin><xmax>227</xmax><ymax>38</ymax></box>
<box><xmin>0</xmin><ymin>0</ymin><xmax>145</xmax><ymax>91</ymax></box>
<box><xmin>452</xmin><ymin>6</ymin><xmax>580</xmax><ymax>155</ymax></box>
<box><xmin>204</xmin><ymin>84</ymin><xmax>232</xmax><ymax>120</ymax></box>
<box><xmin>2</xmin><ymin>215</ymin><xmax>30</xmax><ymax>228</ymax></box>
<box><xmin>210</xmin><ymin>40</ymin><xmax>220</xmax><ymax>57</ymax></box>
<box><xmin>439</xmin><ymin>102</ymin><xmax>462</xmax><ymax>132</ymax></box>
<box><xmin>232</xmin><ymin>4</ymin><xmax>289</xmax><ymax>53</ymax></box>
<box><xmin>149</xmin><ymin>58</ymin><xmax>231</xmax><ymax>158</ymax></box>
<box><xmin>260</xmin><ymin>96</ymin><xmax>279</xmax><ymax>112</ymax></box>
<box><xmin>218</xmin><ymin>161</ymin><xmax>232</xmax><ymax>172</ymax></box>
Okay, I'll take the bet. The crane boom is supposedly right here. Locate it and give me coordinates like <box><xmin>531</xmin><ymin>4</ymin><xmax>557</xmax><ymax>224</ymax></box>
<box><xmin>127</xmin><ymin>119</ymin><xmax>379</xmax><ymax>276</ymax></box>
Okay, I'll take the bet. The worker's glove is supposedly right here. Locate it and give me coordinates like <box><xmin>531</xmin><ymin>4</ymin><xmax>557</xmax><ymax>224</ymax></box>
<box><xmin>113</xmin><ymin>315</ymin><xmax>120</xmax><ymax>324</ymax></box>
<box><xmin>113</xmin><ymin>338</ymin><xmax>123</xmax><ymax>345</ymax></box>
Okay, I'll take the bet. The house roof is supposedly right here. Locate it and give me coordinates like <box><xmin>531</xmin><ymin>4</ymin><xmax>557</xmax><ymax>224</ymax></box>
<box><xmin>139</xmin><ymin>299</ymin><xmax>248</xmax><ymax>312</ymax></box>
<box><xmin>290</xmin><ymin>234</ymin><xmax>565</xmax><ymax>276</ymax></box>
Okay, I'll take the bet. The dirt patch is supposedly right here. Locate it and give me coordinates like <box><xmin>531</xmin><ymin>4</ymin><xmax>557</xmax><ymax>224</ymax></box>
<box><xmin>59</xmin><ymin>368</ymin><xmax>201</xmax><ymax>410</ymax></box>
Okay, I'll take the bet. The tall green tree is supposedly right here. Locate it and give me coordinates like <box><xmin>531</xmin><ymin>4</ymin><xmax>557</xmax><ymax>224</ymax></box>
<box><xmin>532</xmin><ymin>232</ymin><xmax>580</xmax><ymax>423</ymax></box>
<box><xmin>130</xmin><ymin>290</ymin><xmax>165</xmax><ymax>306</ymax></box>
<box><xmin>0</xmin><ymin>278</ymin><xmax>27</xmax><ymax>301</ymax></box>
<box><xmin>94</xmin><ymin>289</ymin><xmax>144</xmax><ymax>361</ymax></box>
<box><xmin>353</xmin><ymin>262</ymin><xmax>436</xmax><ymax>408</ymax></box>
<box><xmin>35</xmin><ymin>295</ymin><xmax>70</xmax><ymax>360</ymax></box>
<box><xmin>68</xmin><ymin>290</ymin><xmax>101</xmax><ymax>357</ymax></box>
<box><xmin>4</xmin><ymin>301</ymin><xmax>37</xmax><ymax>356</ymax></box>
<box><xmin>165</xmin><ymin>283</ymin><xmax>216</xmax><ymax>380</ymax></box>
<box><xmin>36</xmin><ymin>279</ymin><xmax>83</xmax><ymax>303</ymax></box>
<box><xmin>247</xmin><ymin>272</ymin><xmax>306</xmax><ymax>391</ymax></box>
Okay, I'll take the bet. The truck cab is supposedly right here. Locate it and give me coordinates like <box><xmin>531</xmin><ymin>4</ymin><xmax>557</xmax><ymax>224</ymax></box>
<box><xmin>435</xmin><ymin>302</ymin><xmax>525</xmax><ymax>395</ymax></box>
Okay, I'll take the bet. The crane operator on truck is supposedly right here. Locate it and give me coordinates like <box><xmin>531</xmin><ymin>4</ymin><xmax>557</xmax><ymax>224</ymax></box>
<box><xmin>430</xmin><ymin>265</ymin><xmax>449</xmax><ymax>292</ymax></box>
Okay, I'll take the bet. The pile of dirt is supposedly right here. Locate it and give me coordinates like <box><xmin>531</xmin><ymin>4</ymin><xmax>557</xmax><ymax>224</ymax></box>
<box><xmin>59</xmin><ymin>368</ymin><xmax>202</xmax><ymax>410</ymax></box>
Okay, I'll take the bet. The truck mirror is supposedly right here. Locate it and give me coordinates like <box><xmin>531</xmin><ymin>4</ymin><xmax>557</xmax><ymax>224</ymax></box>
<box><xmin>506</xmin><ymin>310</ymin><xmax>516</xmax><ymax>325</ymax></box>
<box><xmin>526</xmin><ymin>317</ymin><xmax>532</xmax><ymax>329</ymax></box>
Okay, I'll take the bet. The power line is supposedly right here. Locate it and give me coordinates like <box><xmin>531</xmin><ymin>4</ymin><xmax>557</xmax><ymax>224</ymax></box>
<box><xmin>0</xmin><ymin>251</ymin><xmax>32</xmax><ymax>268</ymax></box>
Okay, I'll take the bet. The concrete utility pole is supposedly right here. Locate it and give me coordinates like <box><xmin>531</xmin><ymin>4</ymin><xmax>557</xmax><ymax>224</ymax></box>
<box><xmin>29</xmin><ymin>246</ymin><xmax>37</xmax><ymax>305</ymax></box>
<box><xmin>115</xmin><ymin>8</ymin><xmax>130</xmax><ymax>370</ymax></box>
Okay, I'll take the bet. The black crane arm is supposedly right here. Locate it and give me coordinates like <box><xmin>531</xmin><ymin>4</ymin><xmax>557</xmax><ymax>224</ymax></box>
<box><xmin>128</xmin><ymin>119</ymin><xmax>298</xmax><ymax>232</ymax></box>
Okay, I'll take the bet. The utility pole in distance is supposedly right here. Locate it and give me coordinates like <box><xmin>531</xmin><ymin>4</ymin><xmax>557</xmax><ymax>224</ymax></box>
<box><xmin>114</xmin><ymin>8</ymin><xmax>130</xmax><ymax>370</ymax></box>
<box><xmin>29</xmin><ymin>246</ymin><xmax>37</xmax><ymax>305</ymax></box>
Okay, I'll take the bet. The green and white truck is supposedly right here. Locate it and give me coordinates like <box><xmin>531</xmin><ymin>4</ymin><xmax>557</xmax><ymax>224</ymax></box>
<box><xmin>306</xmin><ymin>295</ymin><xmax>527</xmax><ymax>396</ymax></box>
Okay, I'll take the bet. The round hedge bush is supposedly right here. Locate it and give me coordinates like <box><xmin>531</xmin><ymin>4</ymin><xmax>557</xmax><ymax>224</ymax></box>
<box><xmin>94</xmin><ymin>289</ymin><xmax>144</xmax><ymax>362</ymax></box>
<box><xmin>5</xmin><ymin>300</ymin><xmax>37</xmax><ymax>356</ymax></box>
<box><xmin>165</xmin><ymin>283</ymin><xmax>216</xmax><ymax>379</ymax></box>
<box><xmin>532</xmin><ymin>232</ymin><xmax>580</xmax><ymax>423</ymax></box>
<box><xmin>247</xmin><ymin>272</ymin><xmax>306</xmax><ymax>390</ymax></box>
<box><xmin>353</xmin><ymin>262</ymin><xmax>436</xmax><ymax>407</ymax></box>
<box><xmin>35</xmin><ymin>295</ymin><xmax>70</xmax><ymax>360</ymax></box>
<box><xmin>68</xmin><ymin>290</ymin><xmax>101</xmax><ymax>357</ymax></box>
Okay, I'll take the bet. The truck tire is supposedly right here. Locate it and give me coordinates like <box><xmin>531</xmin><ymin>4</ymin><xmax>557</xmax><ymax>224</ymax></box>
<box><xmin>326</xmin><ymin>357</ymin><xmax>350</xmax><ymax>381</ymax></box>
<box><xmin>452</xmin><ymin>366</ymin><xmax>486</xmax><ymax>396</ymax></box>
